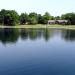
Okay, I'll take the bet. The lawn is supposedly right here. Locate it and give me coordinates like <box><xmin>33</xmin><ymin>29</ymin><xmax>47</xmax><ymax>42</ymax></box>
<box><xmin>0</xmin><ymin>24</ymin><xmax>75</xmax><ymax>29</ymax></box>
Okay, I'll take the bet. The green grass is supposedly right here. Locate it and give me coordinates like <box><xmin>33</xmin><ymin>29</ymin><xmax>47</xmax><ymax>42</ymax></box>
<box><xmin>0</xmin><ymin>24</ymin><xmax>75</xmax><ymax>29</ymax></box>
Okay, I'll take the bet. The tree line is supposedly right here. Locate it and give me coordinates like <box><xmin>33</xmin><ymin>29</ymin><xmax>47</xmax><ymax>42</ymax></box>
<box><xmin>0</xmin><ymin>9</ymin><xmax>75</xmax><ymax>26</ymax></box>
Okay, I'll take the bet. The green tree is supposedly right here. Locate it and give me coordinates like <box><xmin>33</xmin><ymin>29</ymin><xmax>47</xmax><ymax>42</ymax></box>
<box><xmin>61</xmin><ymin>13</ymin><xmax>75</xmax><ymax>25</ymax></box>
<box><xmin>0</xmin><ymin>9</ymin><xmax>6</xmax><ymax>24</ymax></box>
<box><xmin>43</xmin><ymin>12</ymin><xmax>51</xmax><ymax>24</ymax></box>
<box><xmin>20</xmin><ymin>13</ymin><xmax>29</xmax><ymax>25</ymax></box>
<box><xmin>0</xmin><ymin>9</ymin><xmax>19</xmax><ymax>26</ymax></box>
<box><xmin>37</xmin><ymin>14</ymin><xmax>45</xmax><ymax>24</ymax></box>
<box><xmin>29</xmin><ymin>12</ymin><xmax>38</xmax><ymax>24</ymax></box>
<box><xmin>55</xmin><ymin>16</ymin><xmax>61</xmax><ymax>20</ymax></box>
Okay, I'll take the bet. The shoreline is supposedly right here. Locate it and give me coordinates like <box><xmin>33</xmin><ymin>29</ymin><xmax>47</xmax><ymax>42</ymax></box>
<box><xmin>0</xmin><ymin>25</ymin><xmax>75</xmax><ymax>30</ymax></box>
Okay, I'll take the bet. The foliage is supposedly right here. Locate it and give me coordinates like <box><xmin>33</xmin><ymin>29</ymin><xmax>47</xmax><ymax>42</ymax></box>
<box><xmin>20</xmin><ymin>13</ymin><xmax>29</xmax><ymax>24</ymax></box>
<box><xmin>28</xmin><ymin>12</ymin><xmax>38</xmax><ymax>24</ymax></box>
<box><xmin>43</xmin><ymin>12</ymin><xmax>51</xmax><ymax>24</ymax></box>
<box><xmin>0</xmin><ymin>9</ymin><xmax>75</xmax><ymax>26</ymax></box>
<box><xmin>55</xmin><ymin>16</ymin><xmax>61</xmax><ymax>20</ymax></box>
<box><xmin>61</xmin><ymin>13</ymin><xmax>75</xmax><ymax>25</ymax></box>
<box><xmin>0</xmin><ymin>9</ymin><xmax>19</xmax><ymax>26</ymax></box>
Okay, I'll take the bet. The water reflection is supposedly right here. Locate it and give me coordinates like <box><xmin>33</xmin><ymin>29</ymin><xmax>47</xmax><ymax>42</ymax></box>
<box><xmin>20</xmin><ymin>28</ymin><xmax>52</xmax><ymax>41</ymax></box>
<box><xmin>62</xmin><ymin>29</ymin><xmax>75</xmax><ymax>42</ymax></box>
<box><xmin>0</xmin><ymin>28</ymin><xmax>52</xmax><ymax>44</ymax></box>
<box><xmin>20</xmin><ymin>29</ymin><xmax>29</xmax><ymax>40</ymax></box>
<box><xmin>0</xmin><ymin>28</ymin><xmax>75</xmax><ymax>75</ymax></box>
<box><xmin>43</xmin><ymin>28</ymin><xmax>50</xmax><ymax>41</ymax></box>
<box><xmin>0</xmin><ymin>28</ymin><xmax>75</xmax><ymax>44</ymax></box>
<box><xmin>0</xmin><ymin>28</ymin><xmax>19</xmax><ymax>44</ymax></box>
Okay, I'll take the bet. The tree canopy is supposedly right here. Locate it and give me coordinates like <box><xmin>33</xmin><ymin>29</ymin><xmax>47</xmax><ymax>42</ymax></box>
<box><xmin>20</xmin><ymin>13</ymin><xmax>29</xmax><ymax>25</ymax></box>
<box><xmin>0</xmin><ymin>9</ymin><xmax>75</xmax><ymax>26</ymax></box>
<box><xmin>0</xmin><ymin>9</ymin><xmax>19</xmax><ymax>26</ymax></box>
<box><xmin>61</xmin><ymin>13</ymin><xmax>75</xmax><ymax>25</ymax></box>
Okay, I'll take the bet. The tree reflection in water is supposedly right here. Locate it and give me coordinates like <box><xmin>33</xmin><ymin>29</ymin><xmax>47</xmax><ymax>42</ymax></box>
<box><xmin>0</xmin><ymin>28</ymin><xmax>19</xmax><ymax>44</ymax></box>
<box><xmin>0</xmin><ymin>28</ymin><xmax>75</xmax><ymax>45</ymax></box>
<box><xmin>61</xmin><ymin>29</ymin><xmax>75</xmax><ymax>42</ymax></box>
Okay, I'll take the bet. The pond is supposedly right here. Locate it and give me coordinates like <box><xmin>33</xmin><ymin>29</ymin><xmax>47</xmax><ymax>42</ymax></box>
<box><xmin>0</xmin><ymin>28</ymin><xmax>75</xmax><ymax>75</ymax></box>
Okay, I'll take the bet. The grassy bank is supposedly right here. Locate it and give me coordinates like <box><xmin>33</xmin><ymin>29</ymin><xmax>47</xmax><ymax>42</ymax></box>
<box><xmin>0</xmin><ymin>24</ymin><xmax>75</xmax><ymax>29</ymax></box>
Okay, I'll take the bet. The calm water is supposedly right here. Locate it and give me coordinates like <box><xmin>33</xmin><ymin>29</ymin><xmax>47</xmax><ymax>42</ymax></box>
<box><xmin>0</xmin><ymin>28</ymin><xmax>75</xmax><ymax>75</ymax></box>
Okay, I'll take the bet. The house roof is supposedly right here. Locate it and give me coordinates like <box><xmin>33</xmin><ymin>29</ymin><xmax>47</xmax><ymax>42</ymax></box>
<box><xmin>57</xmin><ymin>20</ymin><xmax>68</xmax><ymax>22</ymax></box>
<box><xmin>48</xmin><ymin>20</ymin><xmax>68</xmax><ymax>23</ymax></box>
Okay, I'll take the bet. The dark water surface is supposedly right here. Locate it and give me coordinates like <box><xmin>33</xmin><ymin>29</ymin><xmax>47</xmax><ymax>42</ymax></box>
<box><xmin>0</xmin><ymin>28</ymin><xmax>75</xmax><ymax>75</ymax></box>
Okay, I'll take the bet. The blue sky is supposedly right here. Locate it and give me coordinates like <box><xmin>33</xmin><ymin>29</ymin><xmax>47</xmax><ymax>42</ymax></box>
<box><xmin>0</xmin><ymin>0</ymin><xmax>75</xmax><ymax>16</ymax></box>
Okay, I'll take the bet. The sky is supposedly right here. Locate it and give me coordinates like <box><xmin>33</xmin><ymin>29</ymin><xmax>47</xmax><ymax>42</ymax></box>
<box><xmin>0</xmin><ymin>0</ymin><xmax>75</xmax><ymax>16</ymax></box>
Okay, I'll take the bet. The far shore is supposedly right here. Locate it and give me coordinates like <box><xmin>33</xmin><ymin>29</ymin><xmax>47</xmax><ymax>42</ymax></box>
<box><xmin>0</xmin><ymin>24</ymin><xmax>75</xmax><ymax>30</ymax></box>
